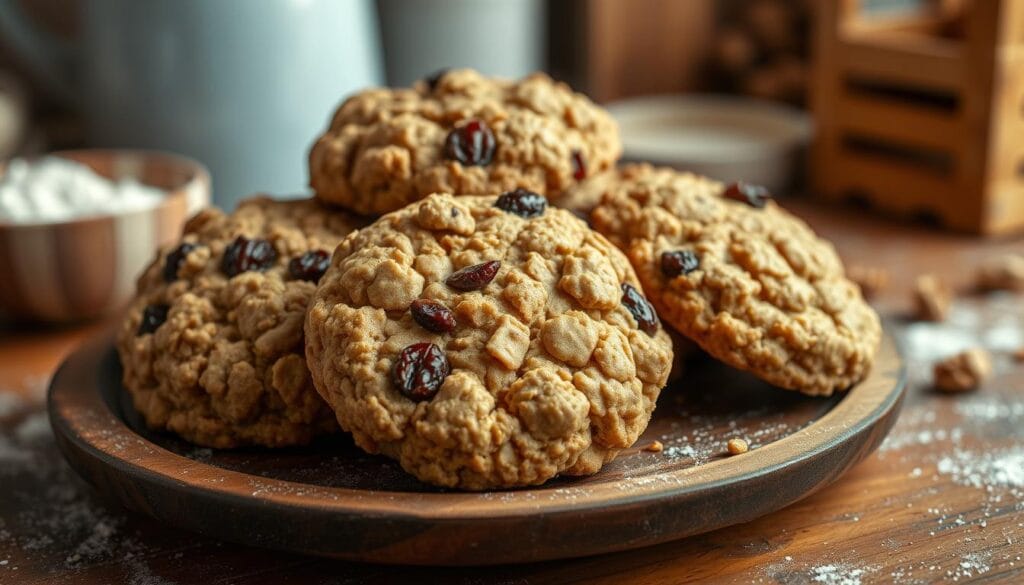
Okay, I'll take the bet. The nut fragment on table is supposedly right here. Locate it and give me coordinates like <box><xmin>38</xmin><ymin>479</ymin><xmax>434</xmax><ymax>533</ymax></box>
<box><xmin>933</xmin><ymin>348</ymin><xmax>992</xmax><ymax>393</ymax></box>
<box><xmin>913</xmin><ymin>273</ymin><xmax>951</xmax><ymax>322</ymax></box>
<box><xmin>727</xmin><ymin>438</ymin><xmax>749</xmax><ymax>455</ymax></box>
<box><xmin>975</xmin><ymin>253</ymin><xmax>1024</xmax><ymax>292</ymax></box>
<box><xmin>847</xmin><ymin>264</ymin><xmax>889</xmax><ymax>299</ymax></box>
<box><xmin>643</xmin><ymin>440</ymin><xmax>664</xmax><ymax>453</ymax></box>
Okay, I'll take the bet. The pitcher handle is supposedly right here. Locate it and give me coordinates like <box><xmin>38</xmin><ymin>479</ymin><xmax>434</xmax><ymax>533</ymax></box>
<box><xmin>0</xmin><ymin>0</ymin><xmax>75</xmax><ymax>102</ymax></box>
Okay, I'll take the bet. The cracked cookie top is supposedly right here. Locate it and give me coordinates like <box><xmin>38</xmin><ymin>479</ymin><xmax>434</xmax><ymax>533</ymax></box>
<box><xmin>308</xmin><ymin>68</ymin><xmax>621</xmax><ymax>216</ymax></box>
<box><xmin>304</xmin><ymin>192</ymin><xmax>673</xmax><ymax>489</ymax></box>
<box><xmin>116</xmin><ymin>197</ymin><xmax>363</xmax><ymax>448</ymax></box>
<box><xmin>584</xmin><ymin>164</ymin><xmax>881</xmax><ymax>396</ymax></box>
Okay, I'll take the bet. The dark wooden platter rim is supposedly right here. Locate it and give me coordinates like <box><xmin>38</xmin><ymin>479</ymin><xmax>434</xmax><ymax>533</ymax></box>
<box><xmin>48</xmin><ymin>332</ymin><xmax>906</xmax><ymax>566</ymax></box>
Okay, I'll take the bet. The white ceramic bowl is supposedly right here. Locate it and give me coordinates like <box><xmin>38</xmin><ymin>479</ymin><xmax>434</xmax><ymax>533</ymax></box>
<box><xmin>606</xmin><ymin>95</ymin><xmax>813</xmax><ymax>194</ymax></box>
<box><xmin>0</xmin><ymin>150</ymin><xmax>210</xmax><ymax>322</ymax></box>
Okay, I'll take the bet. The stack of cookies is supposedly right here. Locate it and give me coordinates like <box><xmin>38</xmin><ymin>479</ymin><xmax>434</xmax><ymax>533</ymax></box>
<box><xmin>117</xmin><ymin>69</ymin><xmax>880</xmax><ymax>490</ymax></box>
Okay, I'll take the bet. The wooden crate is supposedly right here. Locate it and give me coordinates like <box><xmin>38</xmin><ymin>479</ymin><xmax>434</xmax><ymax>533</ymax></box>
<box><xmin>811</xmin><ymin>0</ymin><xmax>1024</xmax><ymax>234</ymax></box>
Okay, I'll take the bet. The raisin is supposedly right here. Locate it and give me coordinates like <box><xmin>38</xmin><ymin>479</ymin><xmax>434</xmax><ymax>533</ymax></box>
<box><xmin>221</xmin><ymin>236</ymin><xmax>277</xmax><ymax>277</ymax></box>
<box><xmin>723</xmin><ymin>182</ymin><xmax>772</xmax><ymax>208</ymax></box>
<box><xmin>410</xmin><ymin>299</ymin><xmax>457</xmax><ymax>333</ymax></box>
<box><xmin>495</xmin><ymin>188</ymin><xmax>546</xmax><ymax>218</ymax></box>
<box><xmin>660</xmin><ymin>250</ymin><xmax>700</xmax><ymax>278</ymax></box>
<box><xmin>288</xmin><ymin>249</ymin><xmax>331</xmax><ymax>282</ymax></box>
<box><xmin>163</xmin><ymin>243</ymin><xmax>198</xmax><ymax>282</ymax></box>
<box><xmin>621</xmin><ymin>283</ymin><xmax>658</xmax><ymax>335</ymax></box>
<box><xmin>425</xmin><ymin>68</ymin><xmax>449</xmax><ymax>92</ymax></box>
<box><xmin>392</xmin><ymin>342</ymin><xmax>450</xmax><ymax>401</ymax></box>
<box><xmin>137</xmin><ymin>304</ymin><xmax>169</xmax><ymax>336</ymax></box>
<box><xmin>446</xmin><ymin>260</ymin><xmax>500</xmax><ymax>291</ymax></box>
<box><xmin>444</xmin><ymin>119</ymin><xmax>496</xmax><ymax>166</ymax></box>
<box><xmin>571</xmin><ymin>149</ymin><xmax>587</xmax><ymax>181</ymax></box>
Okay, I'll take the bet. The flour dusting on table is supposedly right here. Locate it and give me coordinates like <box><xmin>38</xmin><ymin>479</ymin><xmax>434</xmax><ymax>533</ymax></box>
<box><xmin>810</xmin><ymin>563</ymin><xmax>867</xmax><ymax>585</ymax></box>
<box><xmin>0</xmin><ymin>390</ymin><xmax>171</xmax><ymax>581</ymax></box>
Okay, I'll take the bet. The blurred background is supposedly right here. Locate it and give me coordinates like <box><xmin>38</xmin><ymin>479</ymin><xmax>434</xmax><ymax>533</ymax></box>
<box><xmin>0</xmin><ymin>0</ymin><xmax>945</xmax><ymax>207</ymax></box>
<box><xmin>3</xmin><ymin>0</ymin><xmax>1021</xmax><ymax>242</ymax></box>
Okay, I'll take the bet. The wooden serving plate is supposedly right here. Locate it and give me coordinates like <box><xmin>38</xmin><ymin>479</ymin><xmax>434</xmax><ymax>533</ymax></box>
<box><xmin>48</xmin><ymin>331</ymin><xmax>905</xmax><ymax>566</ymax></box>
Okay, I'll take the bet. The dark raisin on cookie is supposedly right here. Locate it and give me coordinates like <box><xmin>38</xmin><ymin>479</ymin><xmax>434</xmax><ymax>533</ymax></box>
<box><xmin>410</xmin><ymin>299</ymin><xmax>457</xmax><ymax>333</ymax></box>
<box><xmin>392</xmin><ymin>342</ymin><xmax>450</xmax><ymax>401</ymax></box>
<box><xmin>446</xmin><ymin>260</ymin><xmax>501</xmax><ymax>291</ymax></box>
<box><xmin>424</xmin><ymin>68</ymin><xmax>450</xmax><ymax>92</ymax></box>
<box><xmin>444</xmin><ymin>119</ymin><xmax>496</xmax><ymax>166</ymax></box>
<box><xmin>571</xmin><ymin>149</ymin><xmax>587</xmax><ymax>181</ymax></box>
<box><xmin>288</xmin><ymin>250</ymin><xmax>331</xmax><ymax>282</ymax></box>
<box><xmin>621</xmin><ymin>283</ymin><xmax>658</xmax><ymax>335</ymax></box>
<box><xmin>660</xmin><ymin>250</ymin><xmax>700</xmax><ymax>278</ymax></box>
<box><xmin>221</xmin><ymin>236</ymin><xmax>278</xmax><ymax>277</ymax></box>
<box><xmin>137</xmin><ymin>304</ymin><xmax>169</xmax><ymax>336</ymax></box>
<box><xmin>723</xmin><ymin>182</ymin><xmax>772</xmax><ymax>209</ymax></box>
<box><xmin>163</xmin><ymin>242</ymin><xmax>198</xmax><ymax>282</ymax></box>
<box><xmin>495</xmin><ymin>188</ymin><xmax>547</xmax><ymax>218</ymax></box>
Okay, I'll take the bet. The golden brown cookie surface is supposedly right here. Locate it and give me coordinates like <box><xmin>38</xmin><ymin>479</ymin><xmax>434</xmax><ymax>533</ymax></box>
<box><xmin>585</xmin><ymin>165</ymin><xmax>881</xmax><ymax>396</ymax></box>
<box><xmin>116</xmin><ymin>197</ymin><xmax>363</xmax><ymax>448</ymax></box>
<box><xmin>309</xmin><ymin>69</ymin><xmax>620</xmax><ymax>216</ymax></box>
<box><xmin>304</xmin><ymin>192</ymin><xmax>673</xmax><ymax>489</ymax></box>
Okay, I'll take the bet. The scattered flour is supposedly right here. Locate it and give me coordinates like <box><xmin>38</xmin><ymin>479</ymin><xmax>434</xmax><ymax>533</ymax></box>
<box><xmin>0</xmin><ymin>404</ymin><xmax>174</xmax><ymax>580</ymax></box>
<box><xmin>954</xmin><ymin>396</ymin><xmax>1024</xmax><ymax>422</ymax></box>
<box><xmin>662</xmin><ymin>444</ymin><xmax>696</xmax><ymax>460</ymax></box>
<box><xmin>982</xmin><ymin>322</ymin><xmax>1024</xmax><ymax>352</ymax></box>
<box><xmin>900</xmin><ymin>298</ymin><xmax>1023</xmax><ymax>367</ymax></box>
<box><xmin>0</xmin><ymin>156</ymin><xmax>164</xmax><ymax>223</ymax></box>
<box><xmin>946</xmin><ymin>551</ymin><xmax>992</xmax><ymax>581</ymax></box>
<box><xmin>809</xmin><ymin>563</ymin><xmax>867</xmax><ymax>585</ymax></box>
<box><xmin>936</xmin><ymin>449</ymin><xmax>1024</xmax><ymax>490</ymax></box>
<box><xmin>14</xmin><ymin>411</ymin><xmax>52</xmax><ymax>443</ymax></box>
<box><xmin>0</xmin><ymin>391</ymin><xmax>24</xmax><ymax>418</ymax></box>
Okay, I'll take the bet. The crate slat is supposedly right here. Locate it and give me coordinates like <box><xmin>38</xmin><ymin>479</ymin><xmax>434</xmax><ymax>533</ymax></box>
<box><xmin>838</xmin><ymin>37</ymin><xmax>964</xmax><ymax>91</ymax></box>
<box><xmin>830</xmin><ymin>151</ymin><xmax>957</xmax><ymax>210</ymax></box>
<box><xmin>834</xmin><ymin>93</ymin><xmax>963</xmax><ymax>153</ymax></box>
<box><xmin>812</xmin><ymin>0</ymin><xmax>1024</xmax><ymax>234</ymax></box>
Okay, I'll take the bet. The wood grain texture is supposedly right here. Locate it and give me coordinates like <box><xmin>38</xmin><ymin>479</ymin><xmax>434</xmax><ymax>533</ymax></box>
<box><xmin>1</xmin><ymin>200</ymin><xmax>1023</xmax><ymax>583</ymax></box>
<box><xmin>46</xmin><ymin>329</ymin><xmax>903</xmax><ymax>565</ymax></box>
<box><xmin>583</xmin><ymin>0</ymin><xmax>715</xmax><ymax>102</ymax></box>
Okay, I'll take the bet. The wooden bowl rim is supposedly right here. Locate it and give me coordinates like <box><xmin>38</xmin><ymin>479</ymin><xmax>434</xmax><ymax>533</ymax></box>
<box><xmin>0</xmin><ymin>149</ymin><xmax>210</xmax><ymax>230</ymax></box>
<box><xmin>49</xmin><ymin>330</ymin><xmax>905</xmax><ymax>521</ymax></box>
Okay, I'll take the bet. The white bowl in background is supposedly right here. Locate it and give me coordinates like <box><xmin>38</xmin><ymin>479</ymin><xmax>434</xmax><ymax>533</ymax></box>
<box><xmin>606</xmin><ymin>95</ymin><xmax>813</xmax><ymax>194</ymax></box>
<box><xmin>0</xmin><ymin>150</ymin><xmax>210</xmax><ymax>323</ymax></box>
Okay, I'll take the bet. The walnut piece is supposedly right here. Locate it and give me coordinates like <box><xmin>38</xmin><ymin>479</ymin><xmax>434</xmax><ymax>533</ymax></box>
<box><xmin>913</xmin><ymin>274</ymin><xmax>951</xmax><ymax>322</ymax></box>
<box><xmin>976</xmin><ymin>253</ymin><xmax>1024</xmax><ymax>292</ymax></box>
<box><xmin>933</xmin><ymin>348</ymin><xmax>992</xmax><ymax>393</ymax></box>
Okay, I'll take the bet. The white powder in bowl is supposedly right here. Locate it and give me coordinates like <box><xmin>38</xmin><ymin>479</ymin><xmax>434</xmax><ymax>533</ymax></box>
<box><xmin>0</xmin><ymin>156</ymin><xmax>165</xmax><ymax>223</ymax></box>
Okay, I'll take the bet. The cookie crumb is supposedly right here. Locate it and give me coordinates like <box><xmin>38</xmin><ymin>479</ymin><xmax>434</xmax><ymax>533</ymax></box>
<box><xmin>727</xmin><ymin>438</ymin><xmax>749</xmax><ymax>455</ymax></box>
<box><xmin>913</xmin><ymin>273</ymin><xmax>951</xmax><ymax>322</ymax></box>
<box><xmin>643</xmin><ymin>440</ymin><xmax>664</xmax><ymax>453</ymax></box>
<box><xmin>976</xmin><ymin>253</ymin><xmax>1024</xmax><ymax>292</ymax></box>
<box><xmin>933</xmin><ymin>348</ymin><xmax>992</xmax><ymax>393</ymax></box>
<box><xmin>847</xmin><ymin>264</ymin><xmax>889</xmax><ymax>299</ymax></box>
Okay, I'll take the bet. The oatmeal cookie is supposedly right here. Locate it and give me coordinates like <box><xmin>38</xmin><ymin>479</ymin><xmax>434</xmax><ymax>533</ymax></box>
<box><xmin>309</xmin><ymin>68</ymin><xmax>620</xmax><ymax>216</ymax></box>
<box><xmin>304</xmin><ymin>191</ymin><xmax>673</xmax><ymax>489</ymax></box>
<box><xmin>117</xmin><ymin>197</ymin><xmax>363</xmax><ymax>448</ymax></box>
<box><xmin>584</xmin><ymin>164</ymin><xmax>880</xmax><ymax>396</ymax></box>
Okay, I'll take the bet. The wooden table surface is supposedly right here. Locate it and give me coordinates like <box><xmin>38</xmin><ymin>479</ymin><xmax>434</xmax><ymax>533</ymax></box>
<box><xmin>1</xmin><ymin>200</ymin><xmax>1022</xmax><ymax>584</ymax></box>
